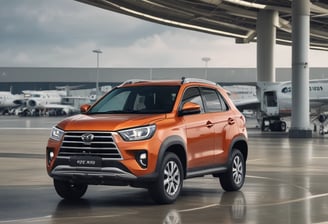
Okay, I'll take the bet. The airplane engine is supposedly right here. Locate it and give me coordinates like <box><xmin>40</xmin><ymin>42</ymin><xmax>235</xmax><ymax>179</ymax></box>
<box><xmin>27</xmin><ymin>99</ymin><xmax>38</xmax><ymax>108</ymax></box>
<box><xmin>316</xmin><ymin>112</ymin><xmax>328</xmax><ymax>135</ymax></box>
<box><xmin>318</xmin><ymin>113</ymin><xmax>328</xmax><ymax>123</ymax></box>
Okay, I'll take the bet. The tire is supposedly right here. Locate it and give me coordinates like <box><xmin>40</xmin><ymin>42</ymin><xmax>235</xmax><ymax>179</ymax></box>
<box><xmin>219</xmin><ymin>149</ymin><xmax>245</xmax><ymax>191</ymax></box>
<box><xmin>280</xmin><ymin>121</ymin><xmax>287</xmax><ymax>132</ymax></box>
<box><xmin>54</xmin><ymin>179</ymin><xmax>88</xmax><ymax>200</ymax></box>
<box><xmin>149</xmin><ymin>153</ymin><xmax>184</xmax><ymax>204</ymax></box>
<box><xmin>261</xmin><ymin>119</ymin><xmax>265</xmax><ymax>131</ymax></box>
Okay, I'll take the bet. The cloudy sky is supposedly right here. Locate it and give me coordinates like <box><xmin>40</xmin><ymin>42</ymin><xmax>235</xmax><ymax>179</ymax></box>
<box><xmin>1</xmin><ymin>0</ymin><xmax>328</xmax><ymax>68</ymax></box>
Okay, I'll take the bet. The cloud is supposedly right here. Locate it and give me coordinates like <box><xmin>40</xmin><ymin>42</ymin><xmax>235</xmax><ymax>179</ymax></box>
<box><xmin>0</xmin><ymin>0</ymin><xmax>326</xmax><ymax>68</ymax></box>
<box><xmin>105</xmin><ymin>29</ymin><xmax>259</xmax><ymax>67</ymax></box>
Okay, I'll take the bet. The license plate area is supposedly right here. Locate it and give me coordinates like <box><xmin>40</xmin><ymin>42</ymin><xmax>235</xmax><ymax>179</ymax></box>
<box><xmin>70</xmin><ymin>156</ymin><xmax>102</xmax><ymax>167</ymax></box>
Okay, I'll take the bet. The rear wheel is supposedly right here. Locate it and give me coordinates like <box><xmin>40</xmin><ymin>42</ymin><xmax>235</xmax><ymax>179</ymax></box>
<box><xmin>149</xmin><ymin>153</ymin><xmax>183</xmax><ymax>204</ymax></box>
<box><xmin>219</xmin><ymin>149</ymin><xmax>245</xmax><ymax>191</ymax></box>
<box><xmin>54</xmin><ymin>179</ymin><xmax>88</xmax><ymax>200</ymax></box>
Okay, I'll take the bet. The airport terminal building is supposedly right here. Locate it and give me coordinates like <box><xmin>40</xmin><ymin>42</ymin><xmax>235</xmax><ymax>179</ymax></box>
<box><xmin>1</xmin><ymin>67</ymin><xmax>328</xmax><ymax>93</ymax></box>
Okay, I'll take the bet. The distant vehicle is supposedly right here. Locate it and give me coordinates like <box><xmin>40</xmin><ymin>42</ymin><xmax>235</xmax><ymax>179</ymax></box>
<box><xmin>46</xmin><ymin>78</ymin><xmax>248</xmax><ymax>204</ymax></box>
<box><xmin>0</xmin><ymin>91</ymin><xmax>24</xmax><ymax>115</ymax></box>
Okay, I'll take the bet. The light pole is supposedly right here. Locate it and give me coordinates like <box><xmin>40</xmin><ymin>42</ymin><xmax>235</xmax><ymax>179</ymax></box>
<box><xmin>201</xmin><ymin>57</ymin><xmax>211</xmax><ymax>80</ymax></box>
<box><xmin>92</xmin><ymin>49</ymin><xmax>102</xmax><ymax>98</ymax></box>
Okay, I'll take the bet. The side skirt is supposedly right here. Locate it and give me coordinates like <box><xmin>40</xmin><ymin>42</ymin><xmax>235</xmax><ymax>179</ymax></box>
<box><xmin>186</xmin><ymin>166</ymin><xmax>227</xmax><ymax>179</ymax></box>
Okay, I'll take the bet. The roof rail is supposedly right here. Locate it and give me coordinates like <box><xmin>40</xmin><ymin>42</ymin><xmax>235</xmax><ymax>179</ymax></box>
<box><xmin>119</xmin><ymin>79</ymin><xmax>148</xmax><ymax>86</ymax></box>
<box><xmin>181</xmin><ymin>77</ymin><xmax>217</xmax><ymax>86</ymax></box>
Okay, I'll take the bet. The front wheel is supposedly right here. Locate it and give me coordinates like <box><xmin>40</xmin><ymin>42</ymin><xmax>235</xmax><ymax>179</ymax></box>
<box><xmin>54</xmin><ymin>179</ymin><xmax>88</xmax><ymax>200</ymax></box>
<box><xmin>148</xmin><ymin>153</ymin><xmax>184</xmax><ymax>204</ymax></box>
<box><xmin>219</xmin><ymin>149</ymin><xmax>245</xmax><ymax>191</ymax></box>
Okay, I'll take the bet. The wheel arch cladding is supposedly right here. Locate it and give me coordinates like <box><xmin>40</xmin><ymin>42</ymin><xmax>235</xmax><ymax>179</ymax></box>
<box><xmin>230</xmin><ymin>135</ymin><xmax>248</xmax><ymax>161</ymax></box>
<box><xmin>157</xmin><ymin>135</ymin><xmax>187</xmax><ymax>178</ymax></box>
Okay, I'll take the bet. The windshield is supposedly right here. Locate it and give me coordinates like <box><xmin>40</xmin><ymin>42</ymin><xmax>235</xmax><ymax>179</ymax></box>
<box><xmin>88</xmin><ymin>85</ymin><xmax>180</xmax><ymax>114</ymax></box>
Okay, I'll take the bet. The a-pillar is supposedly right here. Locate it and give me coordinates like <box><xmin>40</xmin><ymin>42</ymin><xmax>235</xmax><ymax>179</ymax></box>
<box><xmin>256</xmin><ymin>10</ymin><xmax>278</xmax><ymax>82</ymax></box>
<box><xmin>289</xmin><ymin>0</ymin><xmax>312</xmax><ymax>138</ymax></box>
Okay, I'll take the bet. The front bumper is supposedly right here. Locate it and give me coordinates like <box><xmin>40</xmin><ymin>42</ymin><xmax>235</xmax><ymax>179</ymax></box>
<box><xmin>50</xmin><ymin>165</ymin><xmax>138</xmax><ymax>186</ymax></box>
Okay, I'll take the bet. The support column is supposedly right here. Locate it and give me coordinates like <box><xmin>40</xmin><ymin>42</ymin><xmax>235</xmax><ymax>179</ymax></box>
<box><xmin>289</xmin><ymin>0</ymin><xmax>312</xmax><ymax>138</ymax></box>
<box><xmin>256</xmin><ymin>10</ymin><xmax>278</xmax><ymax>82</ymax></box>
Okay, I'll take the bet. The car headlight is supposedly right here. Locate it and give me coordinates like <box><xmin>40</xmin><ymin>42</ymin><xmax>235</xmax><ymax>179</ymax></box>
<box><xmin>118</xmin><ymin>125</ymin><xmax>156</xmax><ymax>141</ymax></box>
<box><xmin>49</xmin><ymin>126</ymin><xmax>64</xmax><ymax>141</ymax></box>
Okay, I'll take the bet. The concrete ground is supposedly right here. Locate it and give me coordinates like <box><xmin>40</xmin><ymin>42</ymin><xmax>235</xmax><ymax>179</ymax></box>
<box><xmin>0</xmin><ymin>116</ymin><xmax>327</xmax><ymax>224</ymax></box>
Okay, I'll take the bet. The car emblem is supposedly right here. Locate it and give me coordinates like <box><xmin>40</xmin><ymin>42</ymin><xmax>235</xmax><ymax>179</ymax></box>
<box><xmin>81</xmin><ymin>133</ymin><xmax>94</xmax><ymax>145</ymax></box>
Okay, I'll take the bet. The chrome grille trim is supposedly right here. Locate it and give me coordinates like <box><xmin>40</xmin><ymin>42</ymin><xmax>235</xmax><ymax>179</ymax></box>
<box><xmin>58</xmin><ymin>131</ymin><xmax>122</xmax><ymax>160</ymax></box>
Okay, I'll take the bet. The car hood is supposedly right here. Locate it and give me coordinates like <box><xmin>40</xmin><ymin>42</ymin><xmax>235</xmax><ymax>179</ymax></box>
<box><xmin>57</xmin><ymin>113</ymin><xmax>166</xmax><ymax>131</ymax></box>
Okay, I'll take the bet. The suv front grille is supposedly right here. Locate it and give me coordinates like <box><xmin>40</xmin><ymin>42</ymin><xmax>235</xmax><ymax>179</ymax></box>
<box><xmin>58</xmin><ymin>132</ymin><xmax>122</xmax><ymax>160</ymax></box>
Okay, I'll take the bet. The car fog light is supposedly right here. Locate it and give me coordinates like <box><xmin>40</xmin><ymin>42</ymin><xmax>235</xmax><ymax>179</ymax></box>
<box><xmin>137</xmin><ymin>152</ymin><xmax>148</xmax><ymax>168</ymax></box>
<box><xmin>47</xmin><ymin>147</ymin><xmax>55</xmax><ymax>165</ymax></box>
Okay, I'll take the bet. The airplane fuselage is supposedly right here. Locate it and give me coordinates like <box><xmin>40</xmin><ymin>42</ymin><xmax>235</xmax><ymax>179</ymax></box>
<box><xmin>262</xmin><ymin>80</ymin><xmax>328</xmax><ymax>116</ymax></box>
<box><xmin>0</xmin><ymin>91</ymin><xmax>24</xmax><ymax>108</ymax></box>
<box><xmin>23</xmin><ymin>90</ymin><xmax>65</xmax><ymax>109</ymax></box>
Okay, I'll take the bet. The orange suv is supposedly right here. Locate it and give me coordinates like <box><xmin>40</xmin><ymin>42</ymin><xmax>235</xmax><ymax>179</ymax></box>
<box><xmin>46</xmin><ymin>78</ymin><xmax>248</xmax><ymax>204</ymax></box>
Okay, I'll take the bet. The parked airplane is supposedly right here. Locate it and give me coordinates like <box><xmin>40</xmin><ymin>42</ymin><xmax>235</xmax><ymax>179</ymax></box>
<box><xmin>0</xmin><ymin>91</ymin><xmax>24</xmax><ymax>115</ymax></box>
<box><xmin>231</xmin><ymin>79</ymin><xmax>328</xmax><ymax>134</ymax></box>
<box><xmin>17</xmin><ymin>89</ymin><xmax>89</xmax><ymax>116</ymax></box>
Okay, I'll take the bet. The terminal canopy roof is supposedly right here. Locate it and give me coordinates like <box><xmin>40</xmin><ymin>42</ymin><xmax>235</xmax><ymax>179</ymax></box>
<box><xmin>76</xmin><ymin>0</ymin><xmax>328</xmax><ymax>51</ymax></box>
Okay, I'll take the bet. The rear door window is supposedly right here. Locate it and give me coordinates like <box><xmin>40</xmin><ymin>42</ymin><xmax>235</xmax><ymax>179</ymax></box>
<box><xmin>200</xmin><ymin>88</ymin><xmax>228</xmax><ymax>112</ymax></box>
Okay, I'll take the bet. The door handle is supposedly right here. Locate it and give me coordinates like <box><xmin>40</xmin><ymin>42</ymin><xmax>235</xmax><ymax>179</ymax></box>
<box><xmin>228</xmin><ymin>118</ymin><xmax>235</xmax><ymax>125</ymax></box>
<box><xmin>206</xmin><ymin>121</ymin><xmax>214</xmax><ymax>128</ymax></box>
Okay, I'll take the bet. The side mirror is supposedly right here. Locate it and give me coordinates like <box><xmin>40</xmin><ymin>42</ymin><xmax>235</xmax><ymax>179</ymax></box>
<box><xmin>80</xmin><ymin>104</ymin><xmax>91</xmax><ymax>113</ymax></box>
<box><xmin>179</xmin><ymin>102</ymin><xmax>201</xmax><ymax>116</ymax></box>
